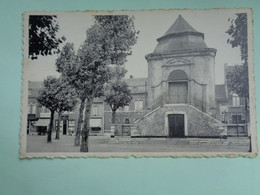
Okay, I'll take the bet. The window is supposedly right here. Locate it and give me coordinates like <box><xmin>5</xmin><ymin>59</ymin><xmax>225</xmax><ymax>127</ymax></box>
<box><xmin>68</xmin><ymin>120</ymin><xmax>75</xmax><ymax>133</ymax></box>
<box><xmin>27</xmin><ymin>105</ymin><xmax>31</xmax><ymax>114</ymax></box>
<box><xmin>232</xmin><ymin>115</ymin><xmax>242</xmax><ymax>124</ymax></box>
<box><xmin>64</xmin><ymin>110</ymin><xmax>74</xmax><ymax>114</ymax></box>
<box><xmin>29</xmin><ymin>104</ymin><xmax>33</xmax><ymax>114</ymax></box>
<box><xmin>124</xmin><ymin>105</ymin><xmax>129</xmax><ymax>112</ymax></box>
<box><xmin>125</xmin><ymin>119</ymin><xmax>130</xmax><ymax>124</ymax></box>
<box><xmin>39</xmin><ymin>107</ymin><xmax>50</xmax><ymax>113</ymax></box>
<box><xmin>55</xmin><ymin>120</ymin><xmax>63</xmax><ymax>130</ymax></box>
<box><xmin>40</xmin><ymin>107</ymin><xmax>44</xmax><ymax>113</ymax></box>
<box><xmin>135</xmin><ymin>100</ymin><xmax>143</xmax><ymax>110</ymax></box>
<box><xmin>92</xmin><ymin>106</ymin><xmax>100</xmax><ymax>116</ymax></box>
<box><xmin>90</xmin><ymin>119</ymin><xmax>102</xmax><ymax>131</ymax></box>
<box><xmin>220</xmin><ymin>105</ymin><xmax>228</xmax><ymax>115</ymax></box>
<box><xmin>45</xmin><ymin>107</ymin><xmax>50</xmax><ymax>113</ymax></box>
<box><xmin>32</xmin><ymin>105</ymin><xmax>36</xmax><ymax>114</ymax></box>
<box><xmin>28</xmin><ymin>89</ymin><xmax>32</xmax><ymax>95</ymax></box>
<box><xmin>232</xmin><ymin>94</ymin><xmax>240</xmax><ymax>106</ymax></box>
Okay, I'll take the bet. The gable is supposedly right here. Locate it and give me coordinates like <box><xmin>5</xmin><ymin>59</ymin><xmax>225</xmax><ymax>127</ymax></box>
<box><xmin>166</xmin><ymin>58</ymin><xmax>191</xmax><ymax>66</ymax></box>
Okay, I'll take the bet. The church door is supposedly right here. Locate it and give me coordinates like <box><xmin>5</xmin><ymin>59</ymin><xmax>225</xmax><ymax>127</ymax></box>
<box><xmin>168</xmin><ymin>82</ymin><xmax>188</xmax><ymax>104</ymax></box>
<box><xmin>168</xmin><ymin>114</ymin><xmax>185</xmax><ymax>137</ymax></box>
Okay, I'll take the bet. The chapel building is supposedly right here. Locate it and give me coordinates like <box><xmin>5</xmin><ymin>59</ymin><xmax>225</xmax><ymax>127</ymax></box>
<box><xmin>131</xmin><ymin>15</ymin><xmax>227</xmax><ymax>137</ymax></box>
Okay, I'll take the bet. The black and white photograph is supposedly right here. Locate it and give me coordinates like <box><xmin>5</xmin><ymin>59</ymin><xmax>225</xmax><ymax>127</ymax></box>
<box><xmin>20</xmin><ymin>9</ymin><xmax>257</xmax><ymax>157</ymax></box>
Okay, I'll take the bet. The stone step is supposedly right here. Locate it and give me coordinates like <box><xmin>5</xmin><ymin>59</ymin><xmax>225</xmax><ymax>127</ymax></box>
<box><xmin>108</xmin><ymin>137</ymin><xmax>250</xmax><ymax>146</ymax></box>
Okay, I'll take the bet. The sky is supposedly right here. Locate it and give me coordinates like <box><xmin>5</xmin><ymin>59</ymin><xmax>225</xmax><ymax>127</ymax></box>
<box><xmin>24</xmin><ymin>9</ymin><xmax>246</xmax><ymax>84</ymax></box>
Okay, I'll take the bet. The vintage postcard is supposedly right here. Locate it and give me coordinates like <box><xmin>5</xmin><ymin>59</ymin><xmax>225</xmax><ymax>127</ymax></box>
<box><xmin>20</xmin><ymin>9</ymin><xmax>257</xmax><ymax>158</ymax></box>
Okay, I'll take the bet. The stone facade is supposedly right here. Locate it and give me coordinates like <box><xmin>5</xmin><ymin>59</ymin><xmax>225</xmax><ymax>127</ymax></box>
<box><xmin>146</xmin><ymin>15</ymin><xmax>217</xmax><ymax>115</ymax></box>
<box><xmin>131</xmin><ymin>15</ymin><xmax>226</xmax><ymax>138</ymax></box>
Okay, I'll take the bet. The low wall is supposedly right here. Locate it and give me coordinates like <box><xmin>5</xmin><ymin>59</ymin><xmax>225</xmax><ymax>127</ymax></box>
<box><xmin>104</xmin><ymin>110</ymin><xmax>149</xmax><ymax>131</ymax></box>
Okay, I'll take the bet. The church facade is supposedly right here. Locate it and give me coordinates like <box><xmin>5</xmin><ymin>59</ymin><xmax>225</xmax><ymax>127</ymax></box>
<box><xmin>118</xmin><ymin>15</ymin><xmax>227</xmax><ymax>138</ymax></box>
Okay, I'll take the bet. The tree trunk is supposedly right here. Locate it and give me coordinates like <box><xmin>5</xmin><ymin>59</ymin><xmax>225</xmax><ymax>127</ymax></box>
<box><xmin>47</xmin><ymin>110</ymin><xmax>55</xmax><ymax>143</ymax></box>
<box><xmin>74</xmin><ymin>98</ymin><xmax>85</xmax><ymax>146</ymax></box>
<box><xmin>55</xmin><ymin>112</ymin><xmax>62</xmax><ymax>140</ymax></box>
<box><xmin>112</xmin><ymin>110</ymin><xmax>116</xmax><ymax>124</ymax></box>
<box><xmin>80</xmin><ymin>98</ymin><xmax>93</xmax><ymax>152</ymax></box>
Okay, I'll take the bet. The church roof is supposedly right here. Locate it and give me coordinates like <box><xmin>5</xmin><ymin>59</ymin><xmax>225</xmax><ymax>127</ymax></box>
<box><xmin>153</xmin><ymin>15</ymin><xmax>207</xmax><ymax>54</ymax></box>
<box><xmin>163</xmin><ymin>15</ymin><xmax>200</xmax><ymax>36</ymax></box>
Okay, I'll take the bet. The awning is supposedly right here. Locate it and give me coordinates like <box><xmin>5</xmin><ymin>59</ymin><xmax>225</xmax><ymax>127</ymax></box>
<box><xmin>27</xmin><ymin>114</ymin><xmax>38</xmax><ymax>121</ymax></box>
<box><xmin>34</xmin><ymin>119</ymin><xmax>49</xmax><ymax>127</ymax></box>
<box><xmin>90</xmin><ymin>119</ymin><xmax>102</xmax><ymax>127</ymax></box>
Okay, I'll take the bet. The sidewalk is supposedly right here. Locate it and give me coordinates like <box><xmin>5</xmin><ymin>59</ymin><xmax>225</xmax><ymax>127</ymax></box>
<box><xmin>26</xmin><ymin>134</ymin><xmax>251</xmax><ymax>153</ymax></box>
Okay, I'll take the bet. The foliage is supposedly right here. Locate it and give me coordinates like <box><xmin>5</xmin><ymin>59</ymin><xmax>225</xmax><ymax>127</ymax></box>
<box><xmin>76</xmin><ymin>38</ymin><xmax>111</xmax><ymax>152</ymax></box>
<box><xmin>55</xmin><ymin>15</ymin><xmax>139</xmax><ymax>151</ymax></box>
<box><xmin>104</xmin><ymin>66</ymin><xmax>132</xmax><ymax>115</ymax></box>
<box><xmin>55</xmin><ymin>77</ymin><xmax>78</xmax><ymax>114</ymax></box>
<box><xmin>226</xmin><ymin>65</ymin><xmax>249</xmax><ymax>98</ymax></box>
<box><xmin>37</xmin><ymin>76</ymin><xmax>77</xmax><ymax>142</ymax></box>
<box><xmin>93</xmin><ymin>15</ymin><xmax>139</xmax><ymax>65</ymax></box>
<box><xmin>78</xmin><ymin>15</ymin><xmax>138</xmax><ymax>152</ymax></box>
<box><xmin>226</xmin><ymin>13</ymin><xmax>248</xmax><ymax>64</ymax></box>
<box><xmin>37</xmin><ymin>76</ymin><xmax>77</xmax><ymax>113</ymax></box>
<box><xmin>56</xmin><ymin>42</ymin><xmax>76</xmax><ymax>74</ymax></box>
<box><xmin>226</xmin><ymin>13</ymin><xmax>249</xmax><ymax>98</ymax></box>
<box><xmin>37</xmin><ymin>76</ymin><xmax>61</xmax><ymax>112</ymax></box>
<box><xmin>29</xmin><ymin>15</ymin><xmax>65</xmax><ymax>59</ymax></box>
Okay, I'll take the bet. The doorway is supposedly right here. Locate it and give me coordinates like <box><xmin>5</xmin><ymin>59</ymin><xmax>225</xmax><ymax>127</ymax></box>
<box><xmin>63</xmin><ymin>120</ymin><xmax>67</xmax><ymax>135</ymax></box>
<box><xmin>168</xmin><ymin>114</ymin><xmax>185</xmax><ymax>137</ymax></box>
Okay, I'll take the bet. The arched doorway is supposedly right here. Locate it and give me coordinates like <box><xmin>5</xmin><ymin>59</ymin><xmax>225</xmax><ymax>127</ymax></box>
<box><xmin>168</xmin><ymin>70</ymin><xmax>188</xmax><ymax>104</ymax></box>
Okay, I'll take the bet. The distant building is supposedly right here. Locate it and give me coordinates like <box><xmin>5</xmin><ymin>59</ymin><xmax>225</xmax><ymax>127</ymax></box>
<box><xmin>27</xmin><ymin>82</ymin><xmax>104</xmax><ymax>136</ymax></box>
<box><xmin>223</xmin><ymin>63</ymin><xmax>248</xmax><ymax>136</ymax></box>
<box><xmin>215</xmin><ymin>84</ymin><xmax>229</xmax><ymax>122</ymax></box>
<box><xmin>104</xmin><ymin>77</ymin><xmax>149</xmax><ymax>136</ymax></box>
<box><xmin>27</xmin><ymin>81</ymin><xmax>42</xmax><ymax>134</ymax></box>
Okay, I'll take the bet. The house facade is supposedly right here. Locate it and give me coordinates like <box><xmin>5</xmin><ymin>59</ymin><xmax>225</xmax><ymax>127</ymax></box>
<box><xmin>27</xmin><ymin>82</ymin><xmax>105</xmax><ymax>136</ymax></box>
<box><xmin>222</xmin><ymin>63</ymin><xmax>249</xmax><ymax>136</ymax></box>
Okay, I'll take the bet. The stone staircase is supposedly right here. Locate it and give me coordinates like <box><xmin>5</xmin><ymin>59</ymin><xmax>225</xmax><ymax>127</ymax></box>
<box><xmin>130</xmin><ymin>104</ymin><xmax>227</xmax><ymax>137</ymax></box>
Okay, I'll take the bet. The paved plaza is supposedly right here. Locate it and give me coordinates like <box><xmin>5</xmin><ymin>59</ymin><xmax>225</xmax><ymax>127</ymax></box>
<box><xmin>26</xmin><ymin>134</ymin><xmax>251</xmax><ymax>153</ymax></box>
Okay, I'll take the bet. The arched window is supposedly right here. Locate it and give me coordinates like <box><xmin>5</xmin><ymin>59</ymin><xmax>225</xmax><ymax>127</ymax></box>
<box><xmin>168</xmin><ymin>70</ymin><xmax>188</xmax><ymax>104</ymax></box>
<box><xmin>168</xmin><ymin>70</ymin><xmax>188</xmax><ymax>81</ymax></box>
